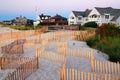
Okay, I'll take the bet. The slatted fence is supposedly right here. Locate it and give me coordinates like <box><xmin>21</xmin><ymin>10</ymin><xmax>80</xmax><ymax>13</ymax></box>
<box><xmin>75</xmin><ymin>31</ymin><xmax>95</xmax><ymax>41</ymax></box>
<box><xmin>91</xmin><ymin>60</ymin><xmax>120</xmax><ymax>75</ymax></box>
<box><xmin>0</xmin><ymin>57</ymin><xmax>38</xmax><ymax>70</ymax></box>
<box><xmin>4</xmin><ymin>57</ymin><xmax>38</xmax><ymax>80</ymax></box>
<box><xmin>57</xmin><ymin>44</ymin><xmax>68</xmax><ymax>54</ymax></box>
<box><xmin>60</xmin><ymin>67</ymin><xmax>119</xmax><ymax>80</ymax></box>
<box><xmin>0</xmin><ymin>27</ymin><xmax>48</xmax><ymax>41</ymax></box>
<box><xmin>1</xmin><ymin>39</ymin><xmax>25</xmax><ymax>54</ymax></box>
<box><xmin>36</xmin><ymin>47</ymin><xmax>66</xmax><ymax>65</ymax></box>
<box><xmin>40</xmin><ymin>31</ymin><xmax>95</xmax><ymax>42</ymax></box>
<box><xmin>59</xmin><ymin>49</ymin><xmax>94</xmax><ymax>59</ymax></box>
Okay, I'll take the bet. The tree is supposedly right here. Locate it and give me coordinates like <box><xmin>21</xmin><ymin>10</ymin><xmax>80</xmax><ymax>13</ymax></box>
<box><xmin>83</xmin><ymin>21</ymin><xmax>98</xmax><ymax>28</ymax></box>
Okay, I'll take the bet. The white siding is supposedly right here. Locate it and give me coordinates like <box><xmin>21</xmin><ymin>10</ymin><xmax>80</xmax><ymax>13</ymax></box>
<box><xmin>88</xmin><ymin>8</ymin><xmax>115</xmax><ymax>26</ymax></box>
<box><xmin>116</xmin><ymin>16</ymin><xmax>120</xmax><ymax>26</ymax></box>
<box><xmin>68</xmin><ymin>7</ymin><xmax>120</xmax><ymax>26</ymax></box>
<box><xmin>88</xmin><ymin>8</ymin><xmax>101</xmax><ymax>17</ymax></box>
<box><xmin>68</xmin><ymin>12</ymin><xmax>76</xmax><ymax>25</ymax></box>
<box><xmin>68</xmin><ymin>12</ymin><xmax>84</xmax><ymax>25</ymax></box>
<box><xmin>76</xmin><ymin>16</ymin><xmax>83</xmax><ymax>24</ymax></box>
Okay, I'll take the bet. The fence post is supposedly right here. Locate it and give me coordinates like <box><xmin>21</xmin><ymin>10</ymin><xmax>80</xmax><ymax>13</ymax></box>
<box><xmin>36</xmin><ymin>57</ymin><xmax>39</xmax><ymax>69</ymax></box>
<box><xmin>83</xmin><ymin>72</ymin><xmax>86</xmax><ymax>80</ymax></box>
<box><xmin>117</xmin><ymin>62</ymin><xmax>120</xmax><ymax>75</ymax></box>
<box><xmin>72</xmin><ymin>69</ymin><xmax>74</xmax><ymax>80</ymax></box>
<box><xmin>60</xmin><ymin>67</ymin><xmax>64</xmax><ymax>80</ymax></box>
<box><xmin>91</xmin><ymin>59</ymin><xmax>95</xmax><ymax>72</ymax></box>
<box><xmin>0</xmin><ymin>57</ymin><xmax>2</xmax><ymax>69</ymax></box>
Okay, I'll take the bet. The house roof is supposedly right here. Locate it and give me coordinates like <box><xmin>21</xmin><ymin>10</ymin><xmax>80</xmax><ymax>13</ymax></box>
<box><xmin>39</xmin><ymin>14</ymin><xmax>51</xmax><ymax>18</ymax></box>
<box><xmin>95</xmin><ymin>7</ymin><xmax>120</xmax><ymax>21</ymax></box>
<box><xmin>50</xmin><ymin>14</ymin><xmax>67</xmax><ymax>20</ymax></box>
<box><xmin>72</xmin><ymin>11</ymin><xmax>84</xmax><ymax>17</ymax></box>
<box><xmin>72</xmin><ymin>10</ymin><xmax>91</xmax><ymax>17</ymax></box>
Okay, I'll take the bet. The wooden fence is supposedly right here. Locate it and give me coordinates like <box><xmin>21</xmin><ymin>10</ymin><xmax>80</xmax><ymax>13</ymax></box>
<box><xmin>75</xmin><ymin>31</ymin><xmax>95</xmax><ymax>41</ymax></box>
<box><xmin>59</xmin><ymin>49</ymin><xmax>94</xmax><ymax>59</ymax></box>
<box><xmin>1</xmin><ymin>39</ymin><xmax>25</xmax><ymax>54</ymax></box>
<box><xmin>0</xmin><ymin>27</ymin><xmax>48</xmax><ymax>41</ymax></box>
<box><xmin>60</xmin><ymin>67</ymin><xmax>119</xmax><ymax>80</ymax></box>
<box><xmin>36</xmin><ymin>47</ymin><xmax>66</xmax><ymax>65</ymax></box>
<box><xmin>47</xmin><ymin>42</ymin><xmax>68</xmax><ymax>47</ymax></box>
<box><xmin>57</xmin><ymin>44</ymin><xmax>68</xmax><ymax>54</ymax></box>
<box><xmin>0</xmin><ymin>57</ymin><xmax>38</xmax><ymax>70</ymax></box>
<box><xmin>41</xmin><ymin>39</ymin><xmax>49</xmax><ymax>46</ymax></box>
<box><xmin>24</xmin><ymin>36</ymin><xmax>41</xmax><ymax>49</ymax></box>
<box><xmin>3</xmin><ymin>57</ymin><xmax>38</xmax><ymax>80</ymax></box>
<box><xmin>40</xmin><ymin>31</ymin><xmax>95</xmax><ymax>42</ymax></box>
<box><xmin>91</xmin><ymin>60</ymin><xmax>120</xmax><ymax>75</ymax></box>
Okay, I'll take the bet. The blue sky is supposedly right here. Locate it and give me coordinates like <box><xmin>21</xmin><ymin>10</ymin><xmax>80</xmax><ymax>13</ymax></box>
<box><xmin>0</xmin><ymin>0</ymin><xmax>120</xmax><ymax>21</ymax></box>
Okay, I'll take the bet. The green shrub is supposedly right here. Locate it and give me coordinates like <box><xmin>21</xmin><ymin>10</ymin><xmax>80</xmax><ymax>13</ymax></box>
<box><xmin>97</xmin><ymin>24</ymin><xmax>120</xmax><ymax>38</ymax></box>
<box><xmin>34</xmin><ymin>24</ymin><xmax>42</xmax><ymax>30</ymax></box>
<box><xmin>86</xmin><ymin>37</ymin><xmax>99</xmax><ymax>47</ymax></box>
<box><xmin>109</xmin><ymin>46</ymin><xmax>120</xmax><ymax>62</ymax></box>
<box><xmin>83</xmin><ymin>21</ymin><xmax>98</xmax><ymax>28</ymax></box>
<box><xmin>86</xmin><ymin>36</ymin><xmax>120</xmax><ymax>62</ymax></box>
<box><xmin>86</xmin><ymin>24</ymin><xmax>120</xmax><ymax>62</ymax></box>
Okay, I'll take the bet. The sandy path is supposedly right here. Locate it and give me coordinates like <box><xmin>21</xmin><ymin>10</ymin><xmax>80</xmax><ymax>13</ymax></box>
<box><xmin>26</xmin><ymin>59</ymin><xmax>61</xmax><ymax>80</ymax></box>
<box><xmin>0</xmin><ymin>28</ymin><xmax>109</xmax><ymax>80</ymax></box>
<box><xmin>25</xmin><ymin>41</ymin><xmax>108</xmax><ymax>80</ymax></box>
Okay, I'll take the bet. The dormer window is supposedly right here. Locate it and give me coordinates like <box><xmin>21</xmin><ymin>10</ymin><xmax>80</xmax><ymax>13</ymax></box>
<box><xmin>105</xmin><ymin>15</ymin><xmax>109</xmax><ymax>19</ymax></box>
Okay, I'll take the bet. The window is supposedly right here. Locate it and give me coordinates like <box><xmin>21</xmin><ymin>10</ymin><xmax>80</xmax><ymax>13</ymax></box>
<box><xmin>70</xmin><ymin>21</ymin><xmax>74</xmax><ymax>24</ymax></box>
<box><xmin>71</xmin><ymin>16</ymin><xmax>74</xmax><ymax>19</ymax></box>
<box><xmin>105</xmin><ymin>15</ymin><xmax>109</xmax><ymax>19</ymax></box>
<box><xmin>42</xmin><ymin>17</ymin><xmax>44</xmax><ymax>19</ymax></box>
<box><xmin>45</xmin><ymin>17</ymin><xmax>48</xmax><ymax>19</ymax></box>
<box><xmin>78</xmin><ymin>17</ymin><xmax>82</xmax><ymax>20</ymax></box>
<box><xmin>98</xmin><ymin>15</ymin><xmax>100</xmax><ymax>18</ymax></box>
<box><xmin>86</xmin><ymin>19</ymin><xmax>88</xmax><ymax>21</ymax></box>
<box><xmin>92</xmin><ymin>14</ymin><xmax>97</xmax><ymax>18</ymax></box>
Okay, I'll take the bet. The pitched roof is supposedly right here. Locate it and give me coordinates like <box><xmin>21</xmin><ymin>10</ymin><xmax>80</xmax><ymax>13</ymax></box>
<box><xmin>111</xmin><ymin>9</ymin><xmax>120</xmax><ymax>21</ymax></box>
<box><xmin>39</xmin><ymin>14</ymin><xmax>51</xmax><ymax>18</ymax></box>
<box><xmin>50</xmin><ymin>14</ymin><xmax>67</xmax><ymax>19</ymax></box>
<box><xmin>95</xmin><ymin>7</ymin><xmax>113</xmax><ymax>15</ymax></box>
<box><xmin>72</xmin><ymin>11</ymin><xmax>84</xmax><ymax>17</ymax></box>
<box><xmin>95</xmin><ymin>7</ymin><xmax>120</xmax><ymax>21</ymax></box>
<box><xmin>72</xmin><ymin>10</ymin><xmax>91</xmax><ymax>17</ymax></box>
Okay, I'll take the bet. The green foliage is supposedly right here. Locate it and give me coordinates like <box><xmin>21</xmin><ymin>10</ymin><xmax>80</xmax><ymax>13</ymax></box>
<box><xmin>97</xmin><ymin>24</ymin><xmax>120</xmax><ymax>37</ymax></box>
<box><xmin>86</xmin><ymin>24</ymin><xmax>120</xmax><ymax>62</ymax></box>
<box><xmin>86</xmin><ymin>37</ymin><xmax>120</xmax><ymax>62</ymax></box>
<box><xmin>83</xmin><ymin>21</ymin><xmax>98</xmax><ymax>28</ymax></box>
<box><xmin>9</xmin><ymin>26</ymin><xmax>34</xmax><ymax>30</ymax></box>
<box><xmin>86</xmin><ymin>37</ymin><xmax>99</xmax><ymax>47</ymax></box>
<box><xmin>79</xmin><ymin>25</ymin><xmax>85</xmax><ymax>30</ymax></box>
<box><xmin>34</xmin><ymin>24</ymin><xmax>42</xmax><ymax>30</ymax></box>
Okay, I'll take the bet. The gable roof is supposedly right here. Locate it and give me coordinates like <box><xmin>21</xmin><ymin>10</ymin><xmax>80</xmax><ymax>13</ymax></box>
<box><xmin>51</xmin><ymin>14</ymin><xmax>67</xmax><ymax>20</ymax></box>
<box><xmin>72</xmin><ymin>11</ymin><xmax>84</xmax><ymax>17</ymax></box>
<box><xmin>39</xmin><ymin>14</ymin><xmax>51</xmax><ymax>18</ymax></box>
<box><xmin>95</xmin><ymin>7</ymin><xmax>120</xmax><ymax>21</ymax></box>
<box><xmin>72</xmin><ymin>10</ymin><xmax>91</xmax><ymax>17</ymax></box>
<box><xmin>111</xmin><ymin>9</ymin><xmax>120</xmax><ymax>21</ymax></box>
<box><xmin>95</xmin><ymin>7</ymin><xmax>113</xmax><ymax>15</ymax></box>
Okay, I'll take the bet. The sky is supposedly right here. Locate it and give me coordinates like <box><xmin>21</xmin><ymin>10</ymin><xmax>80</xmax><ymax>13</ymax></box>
<box><xmin>0</xmin><ymin>0</ymin><xmax>120</xmax><ymax>21</ymax></box>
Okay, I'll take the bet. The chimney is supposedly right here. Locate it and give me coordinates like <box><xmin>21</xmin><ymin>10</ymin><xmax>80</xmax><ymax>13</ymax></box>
<box><xmin>41</xmin><ymin>13</ymin><xmax>44</xmax><ymax>16</ymax></box>
<box><xmin>86</xmin><ymin>9</ymin><xmax>89</xmax><ymax>11</ymax></box>
<box><xmin>56</xmin><ymin>14</ymin><xmax>59</xmax><ymax>16</ymax></box>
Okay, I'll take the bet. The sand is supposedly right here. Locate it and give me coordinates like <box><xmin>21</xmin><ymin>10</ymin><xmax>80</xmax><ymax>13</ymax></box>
<box><xmin>0</xmin><ymin>27</ymin><xmax>109</xmax><ymax>80</ymax></box>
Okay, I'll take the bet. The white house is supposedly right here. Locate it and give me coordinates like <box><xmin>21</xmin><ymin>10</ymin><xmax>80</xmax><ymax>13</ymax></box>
<box><xmin>68</xmin><ymin>7</ymin><xmax>120</xmax><ymax>26</ymax></box>
<box><xmin>68</xmin><ymin>10</ymin><xmax>91</xmax><ymax>25</ymax></box>
<box><xmin>34</xmin><ymin>14</ymin><xmax>51</xmax><ymax>26</ymax></box>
